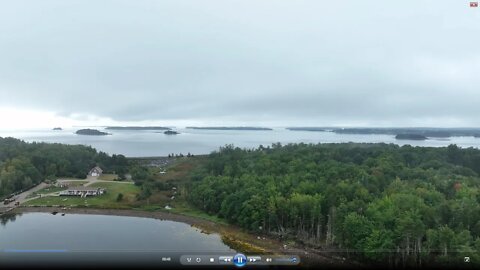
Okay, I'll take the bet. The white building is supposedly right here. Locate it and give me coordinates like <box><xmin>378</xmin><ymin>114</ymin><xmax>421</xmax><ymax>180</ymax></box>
<box><xmin>89</xmin><ymin>166</ymin><xmax>103</xmax><ymax>177</ymax></box>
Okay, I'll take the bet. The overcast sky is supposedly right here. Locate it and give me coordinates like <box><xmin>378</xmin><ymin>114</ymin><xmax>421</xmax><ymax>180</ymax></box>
<box><xmin>1</xmin><ymin>0</ymin><xmax>479</xmax><ymax>128</ymax></box>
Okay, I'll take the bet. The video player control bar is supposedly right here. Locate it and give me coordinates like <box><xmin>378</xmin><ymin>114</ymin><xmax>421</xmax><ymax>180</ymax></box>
<box><xmin>180</xmin><ymin>254</ymin><xmax>300</xmax><ymax>267</ymax></box>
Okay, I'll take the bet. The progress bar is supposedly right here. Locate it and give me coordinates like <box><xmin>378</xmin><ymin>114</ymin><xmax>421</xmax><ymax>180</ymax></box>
<box><xmin>4</xmin><ymin>249</ymin><xmax>68</xmax><ymax>253</ymax></box>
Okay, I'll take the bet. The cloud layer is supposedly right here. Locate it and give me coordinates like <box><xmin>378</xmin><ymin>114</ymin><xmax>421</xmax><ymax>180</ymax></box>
<box><xmin>1</xmin><ymin>0</ymin><xmax>479</xmax><ymax>127</ymax></box>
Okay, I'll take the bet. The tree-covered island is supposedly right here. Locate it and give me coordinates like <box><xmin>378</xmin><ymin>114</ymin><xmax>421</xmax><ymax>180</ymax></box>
<box><xmin>75</xmin><ymin>129</ymin><xmax>110</xmax><ymax>136</ymax></box>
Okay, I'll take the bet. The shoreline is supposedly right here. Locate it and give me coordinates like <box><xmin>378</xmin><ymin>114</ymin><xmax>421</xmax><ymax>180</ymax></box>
<box><xmin>14</xmin><ymin>207</ymin><xmax>220</xmax><ymax>228</ymax></box>
<box><xmin>12</xmin><ymin>206</ymin><xmax>358</xmax><ymax>268</ymax></box>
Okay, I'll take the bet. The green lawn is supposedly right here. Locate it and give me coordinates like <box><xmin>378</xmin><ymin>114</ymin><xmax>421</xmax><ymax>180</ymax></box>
<box><xmin>26</xmin><ymin>182</ymin><xmax>141</xmax><ymax>209</ymax></box>
<box><xmin>32</xmin><ymin>186</ymin><xmax>67</xmax><ymax>195</ymax></box>
<box><xmin>27</xmin><ymin>184</ymin><xmax>86</xmax><ymax>198</ymax></box>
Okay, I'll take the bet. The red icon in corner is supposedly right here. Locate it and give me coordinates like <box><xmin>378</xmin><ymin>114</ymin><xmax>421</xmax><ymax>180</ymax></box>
<box><xmin>471</xmin><ymin>2</ymin><xmax>478</xmax><ymax>7</ymax></box>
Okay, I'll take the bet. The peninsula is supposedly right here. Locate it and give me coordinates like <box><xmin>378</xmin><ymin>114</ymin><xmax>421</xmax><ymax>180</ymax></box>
<box><xmin>395</xmin><ymin>134</ymin><xmax>428</xmax><ymax>140</ymax></box>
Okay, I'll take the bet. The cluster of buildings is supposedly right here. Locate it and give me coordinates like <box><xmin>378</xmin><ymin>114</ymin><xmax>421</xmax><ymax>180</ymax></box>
<box><xmin>58</xmin><ymin>166</ymin><xmax>106</xmax><ymax>197</ymax></box>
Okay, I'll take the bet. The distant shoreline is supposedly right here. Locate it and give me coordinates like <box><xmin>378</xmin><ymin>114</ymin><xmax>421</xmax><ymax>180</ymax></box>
<box><xmin>14</xmin><ymin>207</ymin><xmax>214</xmax><ymax>227</ymax></box>
<box><xmin>187</xmin><ymin>127</ymin><xmax>273</xmax><ymax>131</ymax></box>
<box><xmin>286</xmin><ymin>127</ymin><xmax>480</xmax><ymax>138</ymax></box>
<box><xmin>105</xmin><ymin>126</ymin><xmax>171</xmax><ymax>131</ymax></box>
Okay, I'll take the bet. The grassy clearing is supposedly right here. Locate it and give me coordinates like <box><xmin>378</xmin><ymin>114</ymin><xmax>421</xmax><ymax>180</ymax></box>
<box><xmin>32</xmin><ymin>186</ymin><xmax>66</xmax><ymax>195</ymax></box>
<box><xmin>26</xmin><ymin>182</ymin><xmax>141</xmax><ymax>209</ymax></box>
<box><xmin>151</xmin><ymin>156</ymin><xmax>207</xmax><ymax>184</ymax></box>
<box><xmin>27</xmin><ymin>182</ymin><xmax>86</xmax><ymax>198</ymax></box>
<box><xmin>143</xmin><ymin>157</ymin><xmax>230</xmax><ymax>224</ymax></box>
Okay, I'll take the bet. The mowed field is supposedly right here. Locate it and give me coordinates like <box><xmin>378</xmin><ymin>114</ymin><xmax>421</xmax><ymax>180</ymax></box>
<box><xmin>25</xmin><ymin>182</ymin><xmax>141</xmax><ymax>209</ymax></box>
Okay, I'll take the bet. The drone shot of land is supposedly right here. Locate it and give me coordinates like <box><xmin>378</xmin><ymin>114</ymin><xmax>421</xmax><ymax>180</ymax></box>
<box><xmin>2</xmin><ymin>136</ymin><xmax>480</xmax><ymax>269</ymax></box>
<box><xmin>186</xmin><ymin>127</ymin><xmax>273</xmax><ymax>131</ymax></box>
<box><xmin>105</xmin><ymin>126</ymin><xmax>171</xmax><ymax>130</ymax></box>
<box><xmin>1</xmin><ymin>1</ymin><xmax>479</xmax><ymax>269</ymax></box>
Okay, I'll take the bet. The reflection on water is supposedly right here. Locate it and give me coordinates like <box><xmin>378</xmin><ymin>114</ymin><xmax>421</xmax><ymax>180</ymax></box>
<box><xmin>0</xmin><ymin>213</ymin><xmax>21</xmax><ymax>226</ymax></box>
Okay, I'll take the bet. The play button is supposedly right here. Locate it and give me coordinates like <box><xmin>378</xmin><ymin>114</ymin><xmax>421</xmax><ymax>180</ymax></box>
<box><xmin>233</xmin><ymin>253</ymin><xmax>247</xmax><ymax>267</ymax></box>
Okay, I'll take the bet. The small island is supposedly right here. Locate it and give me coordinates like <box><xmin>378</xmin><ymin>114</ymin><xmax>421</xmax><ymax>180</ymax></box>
<box><xmin>76</xmin><ymin>129</ymin><xmax>110</xmax><ymax>136</ymax></box>
<box><xmin>395</xmin><ymin>134</ymin><xmax>427</xmax><ymax>140</ymax></box>
<box><xmin>52</xmin><ymin>127</ymin><xmax>63</xmax><ymax>131</ymax></box>
<box><xmin>474</xmin><ymin>134</ymin><xmax>480</xmax><ymax>138</ymax></box>
<box><xmin>164</xmin><ymin>130</ymin><xmax>180</xmax><ymax>135</ymax></box>
<box><xmin>105</xmin><ymin>126</ymin><xmax>171</xmax><ymax>131</ymax></box>
<box><xmin>186</xmin><ymin>127</ymin><xmax>272</xmax><ymax>131</ymax></box>
<box><xmin>287</xmin><ymin>127</ymin><xmax>327</xmax><ymax>132</ymax></box>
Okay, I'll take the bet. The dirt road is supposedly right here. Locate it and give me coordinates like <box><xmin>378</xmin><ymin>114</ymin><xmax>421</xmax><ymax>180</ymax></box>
<box><xmin>56</xmin><ymin>176</ymin><xmax>134</xmax><ymax>187</ymax></box>
<box><xmin>2</xmin><ymin>182</ymin><xmax>48</xmax><ymax>207</ymax></box>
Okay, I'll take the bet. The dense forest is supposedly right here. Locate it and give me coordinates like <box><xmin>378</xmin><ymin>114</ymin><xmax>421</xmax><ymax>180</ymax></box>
<box><xmin>0</xmin><ymin>137</ymin><xmax>128</xmax><ymax>198</ymax></box>
<box><xmin>187</xmin><ymin>143</ymin><xmax>480</xmax><ymax>267</ymax></box>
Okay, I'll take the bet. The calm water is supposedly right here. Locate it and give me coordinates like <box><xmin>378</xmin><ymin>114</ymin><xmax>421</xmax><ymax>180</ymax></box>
<box><xmin>1</xmin><ymin>127</ymin><xmax>480</xmax><ymax>157</ymax></box>
<box><xmin>0</xmin><ymin>212</ymin><xmax>233</xmax><ymax>252</ymax></box>
<box><xmin>0</xmin><ymin>212</ymin><xmax>234</xmax><ymax>266</ymax></box>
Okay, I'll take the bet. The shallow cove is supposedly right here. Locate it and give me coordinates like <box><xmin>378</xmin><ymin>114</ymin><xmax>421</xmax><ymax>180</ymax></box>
<box><xmin>0</xmin><ymin>212</ymin><xmax>235</xmax><ymax>267</ymax></box>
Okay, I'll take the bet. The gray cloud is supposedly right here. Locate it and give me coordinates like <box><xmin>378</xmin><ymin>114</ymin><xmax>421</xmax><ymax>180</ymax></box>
<box><xmin>1</xmin><ymin>0</ymin><xmax>479</xmax><ymax>127</ymax></box>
